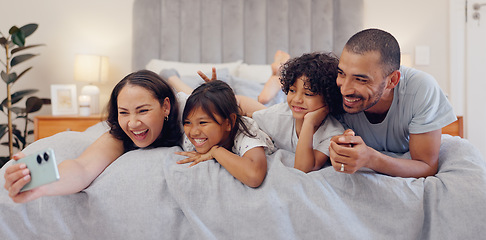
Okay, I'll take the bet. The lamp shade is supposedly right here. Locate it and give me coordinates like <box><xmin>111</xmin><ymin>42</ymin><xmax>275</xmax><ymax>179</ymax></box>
<box><xmin>74</xmin><ymin>54</ymin><xmax>109</xmax><ymax>83</ymax></box>
<box><xmin>74</xmin><ymin>54</ymin><xmax>108</xmax><ymax>115</ymax></box>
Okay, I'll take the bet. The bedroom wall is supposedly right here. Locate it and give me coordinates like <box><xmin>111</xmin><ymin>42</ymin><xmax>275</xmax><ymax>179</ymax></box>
<box><xmin>0</xmin><ymin>0</ymin><xmax>452</xmax><ymax>155</ymax></box>
<box><xmin>363</xmin><ymin>0</ymin><xmax>450</xmax><ymax>95</ymax></box>
<box><xmin>0</xmin><ymin>0</ymin><xmax>134</xmax><ymax>113</ymax></box>
<box><xmin>0</xmin><ymin>0</ymin><xmax>134</xmax><ymax>154</ymax></box>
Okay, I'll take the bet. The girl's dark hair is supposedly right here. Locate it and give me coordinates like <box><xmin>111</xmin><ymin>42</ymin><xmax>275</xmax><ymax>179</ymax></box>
<box><xmin>280</xmin><ymin>52</ymin><xmax>344</xmax><ymax>115</ymax></box>
<box><xmin>106</xmin><ymin>70</ymin><xmax>182</xmax><ymax>151</ymax></box>
<box><xmin>182</xmin><ymin>80</ymin><xmax>254</xmax><ymax>150</ymax></box>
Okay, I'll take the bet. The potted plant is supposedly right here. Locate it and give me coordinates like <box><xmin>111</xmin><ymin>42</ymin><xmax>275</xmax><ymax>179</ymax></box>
<box><xmin>0</xmin><ymin>23</ymin><xmax>49</xmax><ymax>166</ymax></box>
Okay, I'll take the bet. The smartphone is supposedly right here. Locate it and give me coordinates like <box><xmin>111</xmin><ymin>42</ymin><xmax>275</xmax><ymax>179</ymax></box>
<box><xmin>17</xmin><ymin>148</ymin><xmax>60</xmax><ymax>192</ymax></box>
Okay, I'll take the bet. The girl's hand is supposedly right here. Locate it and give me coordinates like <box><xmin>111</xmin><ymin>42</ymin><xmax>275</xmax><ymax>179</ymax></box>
<box><xmin>4</xmin><ymin>152</ymin><xmax>43</xmax><ymax>203</ymax></box>
<box><xmin>304</xmin><ymin>106</ymin><xmax>329</xmax><ymax>128</ymax></box>
<box><xmin>197</xmin><ymin>67</ymin><xmax>217</xmax><ymax>83</ymax></box>
<box><xmin>176</xmin><ymin>146</ymin><xmax>219</xmax><ymax>167</ymax></box>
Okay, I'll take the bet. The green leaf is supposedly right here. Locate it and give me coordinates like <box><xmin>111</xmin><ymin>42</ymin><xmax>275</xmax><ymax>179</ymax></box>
<box><xmin>11</xmin><ymin>54</ymin><xmax>37</xmax><ymax>67</ymax></box>
<box><xmin>6</xmin><ymin>72</ymin><xmax>17</xmax><ymax>84</ymax></box>
<box><xmin>11</xmin><ymin>29</ymin><xmax>26</xmax><ymax>47</ymax></box>
<box><xmin>0</xmin><ymin>71</ymin><xmax>7</xmax><ymax>82</ymax></box>
<box><xmin>0</xmin><ymin>124</ymin><xmax>7</xmax><ymax>140</ymax></box>
<box><xmin>0</xmin><ymin>37</ymin><xmax>7</xmax><ymax>46</ymax></box>
<box><xmin>1</xmin><ymin>71</ymin><xmax>17</xmax><ymax>84</ymax></box>
<box><xmin>13</xmin><ymin>128</ymin><xmax>24</xmax><ymax>142</ymax></box>
<box><xmin>15</xmin><ymin>67</ymin><xmax>32</xmax><ymax>82</ymax></box>
<box><xmin>41</xmin><ymin>98</ymin><xmax>51</xmax><ymax>105</ymax></box>
<box><xmin>11</xmin><ymin>89</ymin><xmax>38</xmax><ymax>105</ymax></box>
<box><xmin>1</xmin><ymin>89</ymin><xmax>38</xmax><ymax>107</ymax></box>
<box><xmin>11</xmin><ymin>107</ymin><xmax>25</xmax><ymax>114</ymax></box>
<box><xmin>20</xmin><ymin>24</ymin><xmax>38</xmax><ymax>38</ymax></box>
<box><xmin>11</xmin><ymin>44</ymin><xmax>45</xmax><ymax>54</ymax></box>
<box><xmin>8</xmin><ymin>26</ymin><xmax>20</xmax><ymax>35</ymax></box>
<box><xmin>26</xmin><ymin>96</ymin><xmax>43</xmax><ymax>113</ymax></box>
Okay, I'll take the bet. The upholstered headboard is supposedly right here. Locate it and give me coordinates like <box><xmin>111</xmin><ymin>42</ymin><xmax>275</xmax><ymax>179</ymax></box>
<box><xmin>132</xmin><ymin>0</ymin><xmax>364</xmax><ymax>71</ymax></box>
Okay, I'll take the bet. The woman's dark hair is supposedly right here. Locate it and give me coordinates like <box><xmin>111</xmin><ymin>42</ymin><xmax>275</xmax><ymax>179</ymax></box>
<box><xmin>280</xmin><ymin>52</ymin><xmax>344</xmax><ymax>115</ymax></box>
<box><xmin>106</xmin><ymin>70</ymin><xmax>182</xmax><ymax>151</ymax></box>
<box><xmin>182</xmin><ymin>80</ymin><xmax>254</xmax><ymax>150</ymax></box>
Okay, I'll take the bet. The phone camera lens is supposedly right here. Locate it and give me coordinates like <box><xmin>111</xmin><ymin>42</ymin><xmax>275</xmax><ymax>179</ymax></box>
<box><xmin>44</xmin><ymin>152</ymin><xmax>49</xmax><ymax>161</ymax></box>
<box><xmin>37</xmin><ymin>155</ymin><xmax>42</xmax><ymax>164</ymax></box>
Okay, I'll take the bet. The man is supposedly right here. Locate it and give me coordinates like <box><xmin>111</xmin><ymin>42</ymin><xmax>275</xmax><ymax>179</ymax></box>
<box><xmin>329</xmin><ymin>28</ymin><xmax>457</xmax><ymax>178</ymax></box>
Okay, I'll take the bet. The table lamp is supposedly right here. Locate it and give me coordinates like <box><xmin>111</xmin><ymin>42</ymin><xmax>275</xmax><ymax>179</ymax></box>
<box><xmin>74</xmin><ymin>54</ymin><xmax>109</xmax><ymax>114</ymax></box>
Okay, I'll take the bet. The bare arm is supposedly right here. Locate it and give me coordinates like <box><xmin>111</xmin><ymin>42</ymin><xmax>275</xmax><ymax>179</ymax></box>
<box><xmin>177</xmin><ymin>146</ymin><xmax>267</xmax><ymax>188</ymax></box>
<box><xmin>4</xmin><ymin>132</ymin><xmax>124</xmax><ymax>203</ymax></box>
<box><xmin>329</xmin><ymin>129</ymin><xmax>441</xmax><ymax>178</ymax></box>
<box><xmin>294</xmin><ymin>107</ymin><xmax>329</xmax><ymax>173</ymax></box>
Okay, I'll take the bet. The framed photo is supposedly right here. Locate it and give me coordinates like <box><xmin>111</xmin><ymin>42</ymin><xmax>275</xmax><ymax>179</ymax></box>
<box><xmin>50</xmin><ymin>84</ymin><xmax>78</xmax><ymax>115</ymax></box>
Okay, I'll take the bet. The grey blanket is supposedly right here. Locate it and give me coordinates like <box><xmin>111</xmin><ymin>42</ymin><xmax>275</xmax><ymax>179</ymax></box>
<box><xmin>0</xmin><ymin>123</ymin><xmax>485</xmax><ymax>239</ymax></box>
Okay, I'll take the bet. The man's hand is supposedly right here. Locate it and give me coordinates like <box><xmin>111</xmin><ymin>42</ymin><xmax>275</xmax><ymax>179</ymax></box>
<box><xmin>329</xmin><ymin>129</ymin><xmax>440</xmax><ymax>177</ymax></box>
<box><xmin>329</xmin><ymin>129</ymin><xmax>375</xmax><ymax>173</ymax></box>
<box><xmin>198</xmin><ymin>67</ymin><xmax>217</xmax><ymax>82</ymax></box>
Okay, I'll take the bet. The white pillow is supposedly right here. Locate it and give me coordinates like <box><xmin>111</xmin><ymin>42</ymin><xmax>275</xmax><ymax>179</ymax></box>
<box><xmin>146</xmin><ymin>59</ymin><xmax>242</xmax><ymax>76</ymax></box>
<box><xmin>236</xmin><ymin>63</ymin><xmax>272</xmax><ymax>84</ymax></box>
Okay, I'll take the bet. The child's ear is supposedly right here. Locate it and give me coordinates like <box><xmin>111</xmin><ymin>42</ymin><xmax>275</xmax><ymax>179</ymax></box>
<box><xmin>225</xmin><ymin>113</ymin><xmax>237</xmax><ymax>131</ymax></box>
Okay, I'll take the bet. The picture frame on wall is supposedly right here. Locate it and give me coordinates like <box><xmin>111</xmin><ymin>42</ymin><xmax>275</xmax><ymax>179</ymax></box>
<box><xmin>50</xmin><ymin>84</ymin><xmax>78</xmax><ymax>116</ymax></box>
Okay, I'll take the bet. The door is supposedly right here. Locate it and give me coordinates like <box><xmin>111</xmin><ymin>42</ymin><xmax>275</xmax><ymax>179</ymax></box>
<box><xmin>466</xmin><ymin>0</ymin><xmax>486</xmax><ymax>159</ymax></box>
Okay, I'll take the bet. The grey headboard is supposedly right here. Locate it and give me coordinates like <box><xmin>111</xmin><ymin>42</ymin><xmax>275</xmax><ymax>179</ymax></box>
<box><xmin>132</xmin><ymin>0</ymin><xmax>363</xmax><ymax>71</ymax></box>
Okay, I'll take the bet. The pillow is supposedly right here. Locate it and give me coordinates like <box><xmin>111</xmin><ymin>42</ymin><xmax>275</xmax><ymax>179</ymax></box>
<box><xmin>146</xmin><ymin>59</ymin><xmax>242</xmax><ymax>76</ymax></box>
<box><xmin>236</xmin><ymin>63</ymin><xmax>272</xmax><ymax>84</ymax></box>
<box><xmin>177</xmin><ymin>68</ymin><xmax>231</xmax><ymax>90</ymax></box>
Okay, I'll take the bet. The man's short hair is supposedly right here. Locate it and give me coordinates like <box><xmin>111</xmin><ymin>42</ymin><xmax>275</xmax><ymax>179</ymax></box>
<box><xmin>344</xmin><ymin>28</ymin><xmax>401</xmax><ymax>77</ymax></box>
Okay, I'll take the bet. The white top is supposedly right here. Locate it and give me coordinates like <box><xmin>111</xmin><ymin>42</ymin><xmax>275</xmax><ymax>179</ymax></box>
<box><xmin>338</xmin><ymin>66</ymin><xmax>457</xmax><ymax>153</ymax></box>
<box><xmin>252</xmin><ymin>102</ymin><xmax>344</xmax><ymax>156</ymax></box>
<box><xmin>176</xmin><ymin>92</ymin><xmax>275</xmax><ymax>156</ymax></box>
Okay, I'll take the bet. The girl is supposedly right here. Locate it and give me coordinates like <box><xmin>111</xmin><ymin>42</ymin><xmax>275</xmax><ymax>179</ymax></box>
<box><xmin>4</xmin><ymin>70</ymin><xmax>182</xmax><ymax>203</ymax></box>
<box><xmin>239</xmin><ymin>52</ymin><xmax>345</xmax><ymax>173</ymax></box>
<box><xmin>175</xmin><ymin>80</ymin><xmax>274</xmax><ymax>188</ymax></box>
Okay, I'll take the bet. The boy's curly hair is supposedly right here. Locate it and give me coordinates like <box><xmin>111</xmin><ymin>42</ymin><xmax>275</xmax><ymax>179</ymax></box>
<box><xmin>280</xmin><ymin>52</ymin><xmax>343</xmax><ymax>115</ymax></box>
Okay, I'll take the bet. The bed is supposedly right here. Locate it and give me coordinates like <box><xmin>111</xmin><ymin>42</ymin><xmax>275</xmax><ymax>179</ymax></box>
<box><xmin>1</xmin><ymin>0</ymin><xmax>486</xmax><ymax>239</ymax></box>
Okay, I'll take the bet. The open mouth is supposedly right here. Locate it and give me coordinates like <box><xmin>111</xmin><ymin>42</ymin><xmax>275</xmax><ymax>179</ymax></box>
<box><xmin>291</xmin><ymin>105</ymin><xmax>306</xmax><ymax>112</ymax></box>
<box><xmin>191</xmin><ymin>138</ymin><xmax>208</xmax><ymax>147</ymax></box>
<box><xmin>343</xmin><ymin>96</ymin><xmax>362</xmax><ymax>108</ymax></box>
<box><xmin>344</xmin><ymin>96</ymin><xmax>360</xmax><ymax>103</ymax></box>
<box><xmin>131</xmin><ymin>129</ymin><xmax>148</xmax><ymax>139</ymax></box>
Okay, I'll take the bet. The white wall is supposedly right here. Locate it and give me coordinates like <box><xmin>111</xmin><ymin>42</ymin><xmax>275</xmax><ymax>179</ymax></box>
<box><xmin>0</xmin><ymin>0</ymin><xmax>453</xmax><ymax>155</ymax></box>
<box><xmin>0</xmin><ymin>0</ymin><xmax>134</xmax><ymax>155</ymax></box>
<box><xmin>363</xmin><ymin>0</ymin><xmax>450</xmax><ymax>95</ymax></box>
<box><xmin>0</xmin><ymin>0</ymin><xmax>134</xmax><ymax>111</ymax></box>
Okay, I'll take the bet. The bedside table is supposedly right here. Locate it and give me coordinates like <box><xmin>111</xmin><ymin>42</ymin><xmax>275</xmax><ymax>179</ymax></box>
<box><xmin>34</xmin><ymin>115</ymin><xmax>105</xmax><ymax>140</ymax></box>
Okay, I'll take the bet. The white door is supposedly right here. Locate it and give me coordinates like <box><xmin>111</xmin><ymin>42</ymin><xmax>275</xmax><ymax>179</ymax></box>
<box><xmin>466</xmin><ymin>0</ymin><xmax>486</xmax><ymax>159</ymax></box>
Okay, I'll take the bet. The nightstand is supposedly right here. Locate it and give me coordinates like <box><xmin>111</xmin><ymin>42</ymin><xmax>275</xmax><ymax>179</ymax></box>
<box><xmin>34</xmin><ymin>115</ymin><xmax>105</xmax><ymax>140</ymax></box>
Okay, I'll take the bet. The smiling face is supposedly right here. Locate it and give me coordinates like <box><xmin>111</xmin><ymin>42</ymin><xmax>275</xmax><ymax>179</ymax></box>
<box><xmin>183</xmin><ymin>107</ymin><xmax>232</xmax><ymax>154</ymax></box>
<box><xmin>287</xmin><ymin>76</ymin><xmax>327</xmax><ymax>121</ymax></box>
<box><xmin>336</xmin><ymin>49</ymin><xmax>389</xmax><ymax>114</ymax></box>
<box><xmin>117</xmin><ymin>84</ymin><xmax>170</xmax><ymax>148</ymax></box>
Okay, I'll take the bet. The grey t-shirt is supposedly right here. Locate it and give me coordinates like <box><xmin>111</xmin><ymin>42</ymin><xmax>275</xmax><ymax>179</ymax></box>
<box><xmin>338</xmin><ymin>66</ymin><xmax>457</xmax><ymax>153</ymax></box>
<box><xmin>252</xmin><ymin>103</ymin><xmax>344</xmax><ymax>156</ymax></box>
